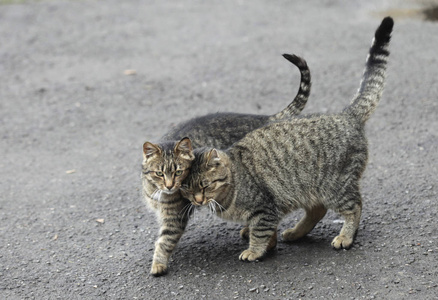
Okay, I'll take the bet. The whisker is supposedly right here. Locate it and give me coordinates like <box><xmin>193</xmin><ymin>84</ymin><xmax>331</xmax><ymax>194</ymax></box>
<box><xmin>151</xmin><ymin>189</ymin><xmax>158</xmax><ymax>200</ymax></box>
<box><xmin>212</xmin><ymin>200</ymin><xmax>220</xmax><ymax>216</ymax></box>
<box><xmin>208</xmin><ymin>201</ymin><xmax>215</xmax><ymax>215</ymax></box>
<box><xmin>211</xmin><ymin>199</ymin><xmax>229</xmax><ymax>218</ymax></box>
<box><xmin>179</xmin><ymin>203</ymin><xmax>192</xmax><ymax>223</ymax></box>
<box><xmin>152</xmin><ymin>189</ymin><xmax>161</xmax><ymax>202</ymax></box>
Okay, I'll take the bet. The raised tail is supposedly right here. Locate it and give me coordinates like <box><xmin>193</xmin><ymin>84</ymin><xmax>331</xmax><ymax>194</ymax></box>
<box><xmin>269</xmin><ymin>54</ymin><xmax>311</xmax><ymax>121</ymax></box>
<box><xmin>345</xmin><ymin>17</ymin><xmax>394</xmax><ymax>123</ymax></box>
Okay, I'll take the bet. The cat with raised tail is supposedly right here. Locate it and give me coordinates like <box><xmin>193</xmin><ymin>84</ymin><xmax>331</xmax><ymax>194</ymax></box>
<box><xmin>181</xmin><ymin>17</ymin><xmax>394</xmax><ymax>262</ymax></box>
<box><xmin>142</xmin><ymin>55</ymin><xmax>312</xmax><ymax>276</ymax></box>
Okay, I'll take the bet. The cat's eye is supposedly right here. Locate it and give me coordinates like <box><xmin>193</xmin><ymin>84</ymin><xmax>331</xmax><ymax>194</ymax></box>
<box><xmin>175</xmin><ymin>170</ymin><xmax>183</xmax><ymax>176</ymax></box>
<box><xmin>155</xmin><ymin>171</ymin><xmax>164</xmax><ymax>177</ymax></box>
<box><xmin>201</xmin><ymin>180</ymin><xmax>210</xmax><ymax>189</ymax></box>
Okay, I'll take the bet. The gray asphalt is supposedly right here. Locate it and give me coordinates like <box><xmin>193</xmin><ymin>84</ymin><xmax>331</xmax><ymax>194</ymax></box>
<box><xmin>1</xmin><ymin>0</ymin><xmax>437</xmax><ymax>299</ymax></box>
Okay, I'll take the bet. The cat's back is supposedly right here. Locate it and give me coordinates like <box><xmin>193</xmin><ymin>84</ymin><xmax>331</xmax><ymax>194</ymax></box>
<box><xmin>162</xmin><ymin>112</ymin><xmax>269</xmax><ymax>149</ymax></box>
<box><xmin>235</xmin><ymin>112</ymin><xmax>363</xmax><ymax>148</ymax></box>
<box><xmin>230</xmin><ymin>112</ymin><xmax>366</xmax><ymax>176</ymax></box>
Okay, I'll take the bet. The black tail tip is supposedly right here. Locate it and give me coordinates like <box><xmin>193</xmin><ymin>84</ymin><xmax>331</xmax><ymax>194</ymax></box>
<box><xmin>381</xmin><ymin>16</ymin><xmax>394</xmax><ymax>30</ymax></box>
<box><xmin>375</xmin><ymin>16</ymin><xmax>394</xmax><ymax>41</ymax></box>
<box><xmin>282</xmin><ymin>53</ymin><xmax>307</xmax><ymax>68</ymax></box>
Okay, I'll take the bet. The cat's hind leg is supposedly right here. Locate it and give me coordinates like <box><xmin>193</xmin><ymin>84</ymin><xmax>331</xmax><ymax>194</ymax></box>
<box><xmin>330</xmin><ymin>145</ymin><xmax>366</xmax><ymax>249</ymax></box>
<box><xmin>331</xmin><ymin>201</ymin><xmax>362</xmax><ymax>250</ymax></box>
<box><xmin>282</xmin><ymin>204</ymin><xmax>327</xmax><ymax>242</ymax></box>
<box><xmin>239</xmin><ymin>226</ymin><xmax>249</xmax><ymax>240</ymax></box>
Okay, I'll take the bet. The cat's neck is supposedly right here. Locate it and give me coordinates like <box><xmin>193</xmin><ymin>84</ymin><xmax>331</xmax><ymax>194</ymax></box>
<box><xmin>221</xmin><ymin>150</ymin><xmax>248</xmax><ymax>203</ymax></box>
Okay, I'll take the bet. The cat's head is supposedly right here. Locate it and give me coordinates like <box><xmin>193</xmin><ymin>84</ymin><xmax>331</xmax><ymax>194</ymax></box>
<box><xmin>180</xmin><ymin>148</ymin><xmax>232</xmax><ymax>206</ymax></box>
<box><xmin>142</xmin><ymin>137</ymin><xmax>195</xmax><ymax>195</ymax></box>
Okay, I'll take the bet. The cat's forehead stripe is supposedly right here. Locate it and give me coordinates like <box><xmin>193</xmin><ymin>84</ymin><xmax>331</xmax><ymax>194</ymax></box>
<box><xmin>159</xmin><ymin>149</ymin><xmax>177</xmax><ymax>173</ymax></box>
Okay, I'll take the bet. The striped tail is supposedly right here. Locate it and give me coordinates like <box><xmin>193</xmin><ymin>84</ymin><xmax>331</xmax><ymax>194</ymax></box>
<box><xmin>345</xmin><ymin>17</ymin><xmax>394</xmax><ymax>123</ymax></box>
<box><xmin>270</xmin><ymin>54</ymin><xmax>311</xmax><ymax>121</ymax></box>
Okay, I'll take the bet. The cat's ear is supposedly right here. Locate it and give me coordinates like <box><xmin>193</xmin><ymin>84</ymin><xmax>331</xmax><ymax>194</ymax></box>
<box><xmin>175</xmin><ymin>137</ymin><xmax>195</xmax><ymax>161</ymax></box>
<box><xmin>206</xmin><ymin>149</ymin><xmax>221</xmax><ymax>167</ymax></box>
<box><xmin>143</xmin><ymin>142</ymin><xmax>161</xmax><ymax>159</ymax></box>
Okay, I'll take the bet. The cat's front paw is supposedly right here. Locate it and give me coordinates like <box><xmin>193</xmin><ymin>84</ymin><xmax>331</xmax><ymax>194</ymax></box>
<box><xmin>239</xmin><ymin>249</ymin><xmax>264</xmax><ymax>262</ymax></box>
<box><xmin>150</xmin><ymin>262</ymin><xmax>168</xmax><ymax>277</ymax></box>
<box><xmin>331</xmin><ymin>235</ymin><xmax>353</xmax><ymax>250</ymax></box>
<box><xmin>239</xmin><ymin>227</ymin><xmax>249</xmax><ymax>240</ymax></box>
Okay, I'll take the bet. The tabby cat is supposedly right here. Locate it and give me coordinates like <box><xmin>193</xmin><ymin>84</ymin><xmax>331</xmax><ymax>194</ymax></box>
<box><xmin>142</xmin><ymin>54</ymin><xmax>311</xmax><ymax>276</ymax></box>
<box><xmin>181</xmin><ymin>17</ymin><xmax>393</xmax><ymax>262</ymax></box>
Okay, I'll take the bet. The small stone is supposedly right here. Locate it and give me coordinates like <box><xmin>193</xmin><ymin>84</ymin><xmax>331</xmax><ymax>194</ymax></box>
<box><xmin>124</xmin><ymin>69</ymin><xmax>137</xmax><ymax>75</ymax></box>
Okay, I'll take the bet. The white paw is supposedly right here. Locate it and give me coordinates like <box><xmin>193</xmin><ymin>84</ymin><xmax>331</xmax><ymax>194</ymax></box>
<box><xmin>331</xmin><ymin>235</ymin><xmax>353</xmax><ymax>250</ymax></box>
<box><xmin>239</xmin><ymin>249</ymin><xmax>264</xmax><ymax>261</ymax></box>
<box><xmin>150</xmin><ymin>262</ymin><xmax>168</xmax><ymax>276</ymax></box>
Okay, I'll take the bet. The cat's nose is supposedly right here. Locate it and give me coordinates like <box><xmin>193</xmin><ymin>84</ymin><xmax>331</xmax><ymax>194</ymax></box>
<box><xmin>164</xmin><ymin>178</ymin><xmax>173</xmax><ymax>190</ymax></box>
<box><xmin>194</xmin><ymin>194</ymin><xmax>203</xmax><ymax>204</ymax></box>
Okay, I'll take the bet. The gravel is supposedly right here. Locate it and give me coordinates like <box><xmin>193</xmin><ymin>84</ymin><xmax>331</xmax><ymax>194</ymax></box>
<box><xmin>1</xmin><ymin>0</ymin><xmax>437</xmax><ymax>299</ymax></box>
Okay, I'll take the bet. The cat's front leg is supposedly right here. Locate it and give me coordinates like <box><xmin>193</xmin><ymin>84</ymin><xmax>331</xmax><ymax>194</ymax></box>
<box><xmin>151</xmin><ymin>207</ymin><xmax>189</xmax><ymax>276</ymax></box>
<box><xmin>239</xmin><ymin>225</ymin><xmax>277</xmax><ymax>262</ymax></box>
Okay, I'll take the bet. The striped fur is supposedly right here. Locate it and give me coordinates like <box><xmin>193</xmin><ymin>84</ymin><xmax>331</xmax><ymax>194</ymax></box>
<box><xmin>181</xmin><ymin>17</ymin><xmax>393</xmax><ymax>262</ymax></box>
<box><xmin>142</xmin><ymin>55</ymin><xmax>312</xmax><ymax>276</ymax></box>
<box><xmin>270</xmin><ymin>54</ymin><xmax>310</xmax><ymax>121</ymax></box>
<box><xmin>344</xmin><ymin>17</ymin><xmax>393</xmax><ymax>122</ymax></box>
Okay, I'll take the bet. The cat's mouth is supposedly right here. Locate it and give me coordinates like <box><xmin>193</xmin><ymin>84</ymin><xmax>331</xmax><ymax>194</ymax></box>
<box><xmin>192</xmin><ymin>194</ymin><xmax>209</xmax><ymax>206</ymax></box>
<box><xmin>191</xmin><ymin>200</ymin><xmax>208</xmax><ymax>206</ymax></box>
<box><xmin>161</xmin><ymin>188</ymin><xmax>178</xmax><ymax>195</ymax></box>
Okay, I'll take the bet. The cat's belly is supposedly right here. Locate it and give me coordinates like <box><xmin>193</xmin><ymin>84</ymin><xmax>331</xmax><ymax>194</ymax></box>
<box><xmin>215</xmin><ymin>204</ymin><xmax>252</xmax><ymax>224</ymax></box>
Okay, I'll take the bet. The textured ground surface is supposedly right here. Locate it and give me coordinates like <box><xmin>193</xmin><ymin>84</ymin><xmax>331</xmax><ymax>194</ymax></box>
<box><xmin>1</xmin><ymin>0</ymin><xmax>437</xmax><ymax>299</ymax></box>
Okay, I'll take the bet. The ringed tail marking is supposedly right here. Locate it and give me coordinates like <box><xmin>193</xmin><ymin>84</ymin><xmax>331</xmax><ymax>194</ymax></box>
<box><xmin>345</xmin><ymin>16</ymin><xmax>394</xmax><ymax>123</ymax></box>
<box><xmin>270</xmin><ymin>54</ymin><xmax>311</xmax><ymax>121</ymax></box>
